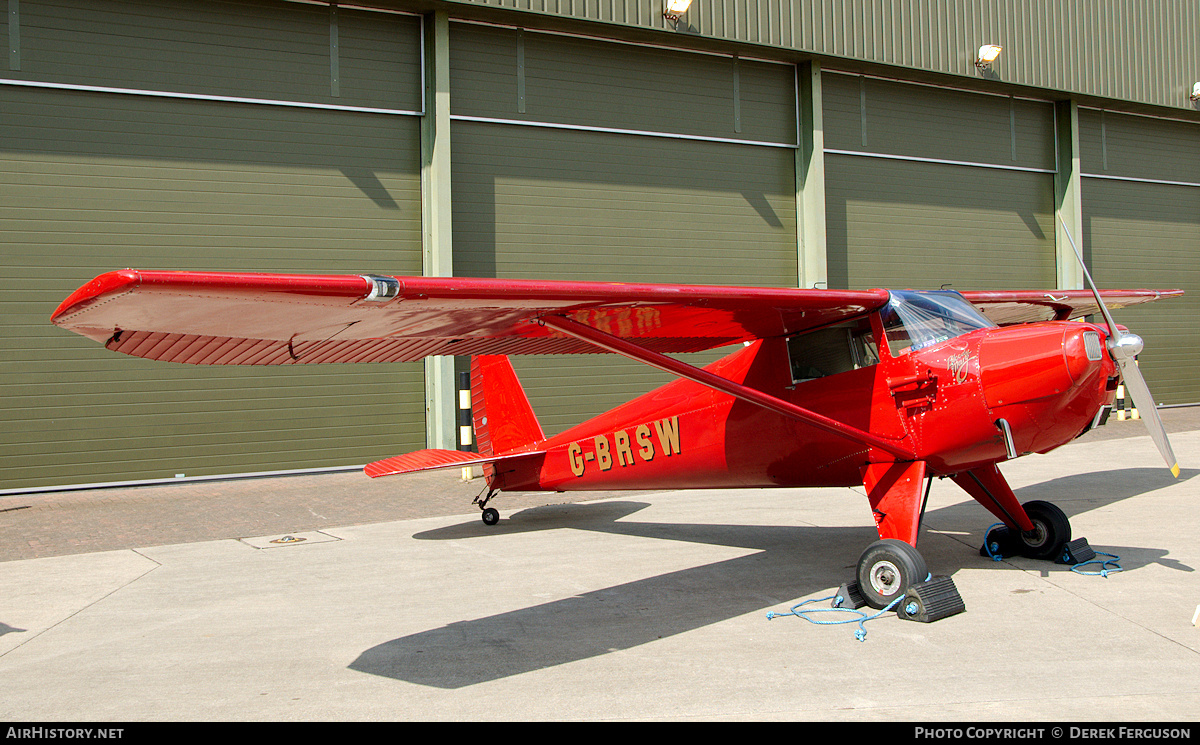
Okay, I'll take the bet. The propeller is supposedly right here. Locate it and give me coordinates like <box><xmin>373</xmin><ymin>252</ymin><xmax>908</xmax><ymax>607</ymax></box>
<box><xmin>1058</xmin><ymin>217</ymin><xmax>1179</xmax><ymax>478</ymax></box>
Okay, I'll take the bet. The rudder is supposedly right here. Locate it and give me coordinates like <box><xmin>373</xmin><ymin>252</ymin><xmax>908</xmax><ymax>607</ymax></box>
<box><xmin>470</xmin><ymin>355</ymin><xmax>545</xmax><ymax>459</ymax></box>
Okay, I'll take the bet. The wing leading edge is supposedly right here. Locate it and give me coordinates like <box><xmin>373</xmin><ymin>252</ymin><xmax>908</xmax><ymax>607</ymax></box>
<box><xmin>51</xmin><ymin>270</ymin><xmax>890</xmax><ymax>365</ymax></box>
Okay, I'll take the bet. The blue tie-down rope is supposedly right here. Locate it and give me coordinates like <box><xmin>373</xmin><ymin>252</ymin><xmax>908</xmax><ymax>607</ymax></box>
<box><xmin>767</xmin><ymin>592</ymin><xmax>903</xmax><ymax>642</ymax></box>
<box><xmin>1069</xmin><ymin>550</ymin><xmax>1123</xmax><ymax>577</ymax></box>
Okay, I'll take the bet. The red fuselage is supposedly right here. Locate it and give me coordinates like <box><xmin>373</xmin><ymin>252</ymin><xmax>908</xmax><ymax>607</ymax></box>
<box><xmin>488</xmin><ymin>315</ymin><xmax>1117</xmax><ymax>493</ymax></box>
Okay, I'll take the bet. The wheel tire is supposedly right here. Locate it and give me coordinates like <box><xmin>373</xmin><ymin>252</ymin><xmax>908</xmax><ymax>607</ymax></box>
<box><xmin>1016</xmin><ymin>500</ymin><xmax>1071</xmax><ymax>560</ymax></box>
<box><xmin>481</xmin><ymin>507</ymin><xmax>500</xmax><ymax>526</ymax></box>
<box><xmin>856</xmin><ymin>539</ymin><xmax>929</xmax><ymax>610</ymax></box>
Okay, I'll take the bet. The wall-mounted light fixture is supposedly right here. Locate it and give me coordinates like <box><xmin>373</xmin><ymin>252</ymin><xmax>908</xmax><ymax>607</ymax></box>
<box><xmin>1191</xmin><ymin>82</ymin><xmax>1200</xmax><ymax>102</ymax></box>
<box><xmin>975</xmin><ymin>44</ymin><xmax>1003</xmax><ymax>71</ymax></box>
<box><xmin>664</xmin><ymin>0</ymin><xmax>692</xmax><ymax>23</ymax></box>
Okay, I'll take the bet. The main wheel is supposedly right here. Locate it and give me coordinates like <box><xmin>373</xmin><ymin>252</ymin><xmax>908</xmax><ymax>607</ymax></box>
<box><xmin>856</xmin><ymin>539</ymin><xmax>929</xmax><ymax>610</ymax></box>
<box><xmin>1016</xmin><ymin>500</ymin><xmax>1071</xmax><ymax>560</ymax></box>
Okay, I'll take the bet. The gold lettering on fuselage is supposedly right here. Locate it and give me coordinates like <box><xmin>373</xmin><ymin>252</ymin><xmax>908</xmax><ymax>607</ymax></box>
<box><xmin>653</xmin><ymin>416</ymin><xmax>681</xmax><ymax>456</ymax></box>
<box><xmin>595</xmin><ymin>435</ymin><xmax>612</xmax><ymax>471</ymax></box>
<box><xmin>635</xmin><ymin>424</ymin><xmax>654</xmax><ymax>460</ymax></box>
<box><xmin>614</xmin><ymin>429</ymin><xmax>635</xmax><ymax>466</ymax></box>
<box><xmin>568</xmin><ymin>442</ymin><xmax>585</xmax><ymax>477</ymax></box>
<box><xmin>569</xmin><ymin>416</ymin><xmax>680</xmax><ymax>477</ymax></box>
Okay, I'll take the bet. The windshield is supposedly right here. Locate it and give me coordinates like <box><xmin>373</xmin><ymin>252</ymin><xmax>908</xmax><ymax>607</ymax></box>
<box><xmin>880</xmin><ymin>290</ymin><xmax>996</xmax><ymax>355</ymax></box>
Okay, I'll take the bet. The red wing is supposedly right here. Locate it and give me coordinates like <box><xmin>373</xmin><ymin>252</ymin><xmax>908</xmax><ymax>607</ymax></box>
<box><xmin>51</xmin><ymin>270</ymin><xmax>890</xmax><ymax>365</ymax></box>
<box><xmin>961</xmin><ymin>289</ymin><xmax>1184</xmax><ymax>326</ymax></box>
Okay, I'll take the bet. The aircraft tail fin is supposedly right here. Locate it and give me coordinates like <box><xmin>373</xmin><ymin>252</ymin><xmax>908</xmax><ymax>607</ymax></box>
<box><xmin>367</xmin><ymin>355</ymin><xmax>544</xmax><ymax>485</ymax></box>
<box><xmin>471</xmin><ymin>354</ymin><xmax>545</xmax><ymax>458</ymax></box>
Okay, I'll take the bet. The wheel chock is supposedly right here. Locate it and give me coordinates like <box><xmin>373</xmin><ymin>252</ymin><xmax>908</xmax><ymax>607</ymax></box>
<box><xmin>896</xmin><ymin>575</ymin><xmax>966</xmax><ymax>623</ymax></box>
<box><xmin>979</xmin><ymin>524</ymin><xmax>1018</xmax><ymax>559</ymax></box>
<box><xmin>1055</xmin><ymin>537</ymin><xmax>1096</xmax><ymax>565</ymax></box>
<box><xmin>832</xmin><ymin>581</ymin><xmax>868</xmax><ymax>610</ymax></box>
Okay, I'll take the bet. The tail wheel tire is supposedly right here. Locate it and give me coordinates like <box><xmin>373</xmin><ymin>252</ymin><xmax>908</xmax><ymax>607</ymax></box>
<box><xmin>1017</xmin><ymin>500</ymin><xmax>1071</xmax><ymax>560</ymax></box>
<box><xmin>856</xmin><ymin>539</ymin><xmax>929</xmax><ymax>610</ymax></box>
<box><xmin>481</xmin><ymin>507</ymin><xmax>500</xmax><ymax>526</ymax></box>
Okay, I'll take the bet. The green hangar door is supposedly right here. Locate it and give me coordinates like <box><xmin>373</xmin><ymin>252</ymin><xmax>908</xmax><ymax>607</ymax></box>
<box><xmin>1080</xmin><ymin>110</ymin><xmax>1200</xmax><ymax>405</ymax></box>
<box><xmin>822</xmin><ymin>74</ymin><xmax>1058</xmax><ymax>292</ymax></box>
<box><xmin>0</xmin><ymin>0</ymin><xmax>427</xmax><ymax>490</ymax></box>
<box><xmin>449</xmin><ymin>23</ymin><xmax>799</xmax><ymax>435</ymax></box>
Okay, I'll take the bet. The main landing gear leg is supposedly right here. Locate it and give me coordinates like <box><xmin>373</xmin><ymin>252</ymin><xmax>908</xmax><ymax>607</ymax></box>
<box><xmin>951</xmin><ymin>464</ymin><xmax>1072</xmax><ymax>560</ymax></box>
<box><xmin>856</xmin><ymin>461</ymin><xmax>931</xmax><ymax>609</ymax></box>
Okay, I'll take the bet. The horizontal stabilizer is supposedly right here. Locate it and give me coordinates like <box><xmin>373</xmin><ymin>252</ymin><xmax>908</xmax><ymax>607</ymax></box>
<box><xmin>364</xmin><ymin>448</ymin><xmax>545</xmax><ymax>479</ymax></box>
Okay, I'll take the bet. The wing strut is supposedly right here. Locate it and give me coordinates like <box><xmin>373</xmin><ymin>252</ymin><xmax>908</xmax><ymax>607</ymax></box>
<box><xmin>539</xmin><ymin>314</ymin><xmax>916</xmax><ymax>460</ymax></box>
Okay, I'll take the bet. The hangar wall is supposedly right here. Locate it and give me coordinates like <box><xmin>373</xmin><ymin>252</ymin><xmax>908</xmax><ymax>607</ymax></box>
<box><xmin>1</xmin><ymin>0</ymin><xmax>428</xmax><ymax>489</ymax></box>
<box><xmin>448</xmin><ymin>21</ymin><xmax>799</xmax><ymax>433</ymax></box>
<box><xmin>1079</xmin><ymin>110</ymin><xmax>1200</xmax><ymax>404</ymax></box>
<box><xmin>446</xmin><ymin>0</ymin><xmax>1200</xmax><ymax>112</ymax></box>
<box><xmin>1</xmin><ymin>0</ymin><xmax>1196</xmax><ymax>490</ymax></box>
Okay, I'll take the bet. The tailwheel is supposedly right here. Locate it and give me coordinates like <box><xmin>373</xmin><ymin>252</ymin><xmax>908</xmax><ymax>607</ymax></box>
<box><xmin>474</xmin><ymin>487</ymin><xmax>500</xmax><ymax>526</ymax></box>
<box><xmin>856</xmin><ymin>539</ymin><xmax>929</xmax><ymax>610</ymax></box>
<box><xmin>1015</xmin><ymin>500</ymin><xmax>1071</xmax><ymax>560</ymax></box>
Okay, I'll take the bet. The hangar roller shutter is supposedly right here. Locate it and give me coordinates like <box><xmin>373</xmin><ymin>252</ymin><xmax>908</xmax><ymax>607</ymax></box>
<box><xmin>1080</xmin><ymin>109</ymin><xmax>1200</xmax><ymax>404</ymax></box>
<box><xmin>822</xmin><ymin>74</ymin><xmax>1057</xmax><ymax>292</ymax></box>
<box><xmin>450</xmin><ymin>23</ymin><xmax>799</xmax><ymax>436</ymax></box>
<box><xmin>0</xmin><ymin>0</ymin><xmax>426</xmax><ymax>489</ymax></box>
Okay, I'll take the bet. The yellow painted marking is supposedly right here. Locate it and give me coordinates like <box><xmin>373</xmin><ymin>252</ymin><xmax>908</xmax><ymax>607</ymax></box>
<box><xmin>654</xmin><ymin>416</ymin><xmax>681</xmax><ymax>456</ymax></box>
<box><xmin>636</xmin><ymin>424</ymin><xmax>655</xmax><ymax>461</ymax></box>
<box><xmin>568</xmin><ymin>442</ymin><xmax>585</xmax><ymax>477</ymax></box>
<box><xmin>594</xmin><ymin>435</ymin><xmax>612</xmax><ymax>471</ymax></box>
<box><xmin>568</xmin><ymin>416</ymin><xmax>681</xmax><ymax>478</ymax></box>
<box><xmin>614</xmin><ymin>429</ymin><xmax>635</xmax><ymax>466</ymax></box>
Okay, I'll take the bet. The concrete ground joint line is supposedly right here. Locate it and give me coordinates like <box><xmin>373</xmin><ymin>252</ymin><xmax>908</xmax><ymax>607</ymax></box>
<box><xmin>1026</xmin><ymin>569</ymin><xmax>1200</xmax><ymax>657</ymax></box>
<box><xmin>926</xmin><ymin>506</ymin><xmax>1200</xmax><ymax>657</ymax></box>
<box><xmin>0</xmin><ymin>550</ymin><xmax>161</xmax><ymax>660</ymax></box>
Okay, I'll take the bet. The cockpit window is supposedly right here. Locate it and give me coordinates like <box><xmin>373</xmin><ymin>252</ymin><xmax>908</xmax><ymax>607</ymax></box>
<box><xmin>880</xmin><ymin>290</ymin><xmax>996</xmax><ymax>355</ymax></box>
<box><xmin>788</xmin><ymin>317</ymin><xmax>880</xmax><ymax>383</ymax></box>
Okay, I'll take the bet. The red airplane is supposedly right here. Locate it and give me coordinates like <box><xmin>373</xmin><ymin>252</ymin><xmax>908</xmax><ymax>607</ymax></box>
<box><xmin>51</xmin><ymin>261</ymin><xmax>1181</xmax><ymax>612</ymax></box>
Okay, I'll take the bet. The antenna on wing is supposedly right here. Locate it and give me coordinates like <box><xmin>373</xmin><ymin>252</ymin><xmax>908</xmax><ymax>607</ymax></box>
<box><xmin>1058</xmin><ymin>216</ymin><xmax>1179</xmax><ymax>477</ymax></box>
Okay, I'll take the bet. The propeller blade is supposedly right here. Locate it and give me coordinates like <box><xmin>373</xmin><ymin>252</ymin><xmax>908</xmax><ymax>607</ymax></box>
<box><xmin>1057</xmin><ymin>216</ymin><xmax>1121</xmax><ymax>340</ymax></box>
<box><xmin>1117</xmin><ymin>357</ymin><xmax>1180</xmax><ymax>478</ymax></box>
<box><xmin>1058</xmin><ymin>216</ymin><xmax>1179</xmax><ymax>478</ymax></box>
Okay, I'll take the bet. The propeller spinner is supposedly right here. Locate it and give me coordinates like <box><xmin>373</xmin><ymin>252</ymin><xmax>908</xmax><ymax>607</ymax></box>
<box><xmin>1058</xmin><ymin>217</ymin><xmax>1180</xmax><ymax>477</ymax></box>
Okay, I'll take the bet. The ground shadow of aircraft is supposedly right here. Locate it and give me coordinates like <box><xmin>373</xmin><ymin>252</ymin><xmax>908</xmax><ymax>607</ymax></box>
<box><xmin>925</xmin><ymin>467</ymin><xmax>1196</xmax><ymax>574</ymax></box>
<box><xmin>349</xmin><ymin>467</ymin><xmax>1193</xmax><ymax>688</ymax></box>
